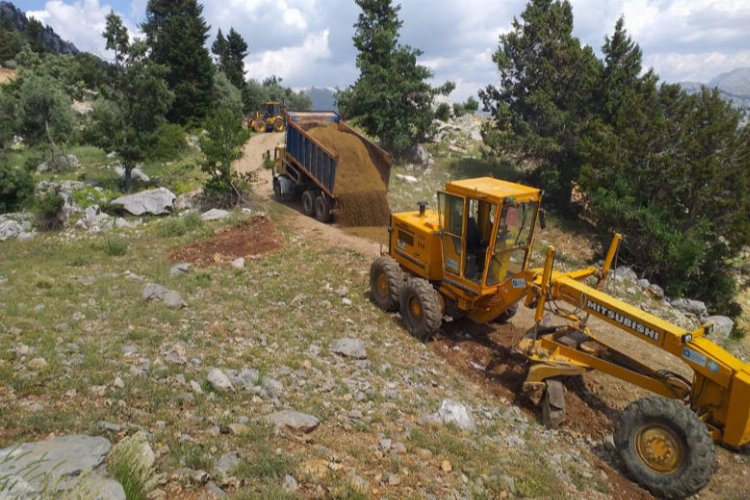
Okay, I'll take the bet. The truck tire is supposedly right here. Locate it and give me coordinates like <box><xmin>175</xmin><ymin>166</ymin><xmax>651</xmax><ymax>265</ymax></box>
<box><xmin>301</xmin><ymin>190</ymin><xmax>316</xmax><ymax>216</ymax></box>
<box><xmin>614</xmin><ymin>396</ymin><xmax>715</xmax><ymax>498</ymax></box>
<box><xmin>399</xmin><ymin>278</ymin><xmax>442</xmax><ymax>341</ymax></box>
<box><xmin>370</xmin><ymin>256</ymin><xmax>405</xmax><ymax>312</ymax></box>
<box><xmin>314</xmin><ymin>194</ymin><xmax>332</xmax><ymax>223</ymax></box>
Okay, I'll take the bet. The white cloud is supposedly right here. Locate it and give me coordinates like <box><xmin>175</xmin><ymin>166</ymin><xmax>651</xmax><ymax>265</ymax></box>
<box><xmin>245</xmin><ymin>30</ymin><xmax>331</xmax><ymax>82</ymax></box>
<box><xmin>28</xmin><ymin>0</ymin><xmax>138</xmax><ymax>60</ymax></box>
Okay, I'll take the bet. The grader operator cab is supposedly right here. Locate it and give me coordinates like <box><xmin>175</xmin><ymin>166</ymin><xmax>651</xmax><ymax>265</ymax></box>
<box><xmin>248</xmin><ymin>101</ymin><xmax>285</xmax><ymax>133</ymax></box>
<box><xmin>370</xmin><ymin>177</ymin><xmax>750</xmax><ymax>498</ymax></box>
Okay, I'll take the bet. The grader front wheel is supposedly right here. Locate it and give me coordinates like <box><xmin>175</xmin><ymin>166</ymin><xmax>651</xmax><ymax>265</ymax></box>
<box><xmin>399</xmin><ymin>278</ymin><xmax>442</xmax><ymax>341</ymax></box>
<box><xmin>614</xmin><ymin>397</ymin><xmax>715</xmax><ymax>498</ymax></box>
<box><xmin>369</xmin><ymin>256</ymin><xmax>405</xmax><ymax>312</ymax></box>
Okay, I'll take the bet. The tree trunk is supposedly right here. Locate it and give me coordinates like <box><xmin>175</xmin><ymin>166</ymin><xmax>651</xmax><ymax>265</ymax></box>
<box><xmin>124</xmin><ymin>166</ymin><xmax>133</xmax><ymax>193</ymax></box>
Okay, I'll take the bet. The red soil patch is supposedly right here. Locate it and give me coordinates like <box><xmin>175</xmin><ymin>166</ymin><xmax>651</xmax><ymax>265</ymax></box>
<box><xmin>168</xmin><ymin>216</ymin><xmax>282</xmax><ymax>265</ymax></box>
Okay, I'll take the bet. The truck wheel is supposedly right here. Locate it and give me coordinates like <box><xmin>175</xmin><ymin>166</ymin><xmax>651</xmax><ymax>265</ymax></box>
<box><xmin>301</xmin><ymin>190</ymin><xmax>316</xmax><ymax>216</ymax></box>
<box><xmin>614</xmin><ymin>396</ymin><xmax>715</xmax><ymax>498</ymax></box>
<box><xmin>314</xmin><ymin>194</ymin><xmax>332</xmax><ymax>223</ymax></box>
<box><xmin>274</xmin><ymin>118</ymin><xmax>285</xmax><ymax>132</ymax></box>
<box><xmin>399</xmin><ymin>278</ymin><xmax>442</xmax><ymax>341</ymax></box>
<box><xmin>370</xmin><ymin>256</ymin><xmax>405</xmax><ymax>312</ymax></box>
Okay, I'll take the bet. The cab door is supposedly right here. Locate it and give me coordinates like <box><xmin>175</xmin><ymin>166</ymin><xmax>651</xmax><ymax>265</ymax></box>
<box><xmin>438</xmin><ymin>192</ymin><xmax>466</xmax><ymax>279</ymax></box>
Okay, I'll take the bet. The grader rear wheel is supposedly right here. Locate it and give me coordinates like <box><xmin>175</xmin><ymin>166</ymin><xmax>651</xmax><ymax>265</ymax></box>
<box><xmin>369</xmin><ymin>256</ymin><xmax>405</xmax><ymax>312</ymax></box>
<box><xmin>253</xmin><ymin>120</ymin><xmax>266</xmax><ymax>133</ymax></box>
<box><xmin>614</xmin><ymin>397</ymin><xmax>715</xmax><ymax>498</ymax></box>
<box><xmin>399</xmin><ymin>278</ymin><xmax>442</xmax><ymax>341</ymax></box>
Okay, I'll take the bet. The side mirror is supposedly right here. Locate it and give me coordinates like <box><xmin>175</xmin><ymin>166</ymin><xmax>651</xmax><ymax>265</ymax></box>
<box><xmin>539</xmin><ymin>209</ymin><xmax>546</xmax><ymax>230</ymax></box>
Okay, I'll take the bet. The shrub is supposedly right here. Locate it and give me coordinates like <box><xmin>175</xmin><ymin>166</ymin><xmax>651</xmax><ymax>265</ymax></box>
<box><xmin>0</xmin><ymin>163</ymin><xmax>33</xmax><ymax>212</ymax></box>
<box><xmin>157</xmin><ymin>212</ymin><xmax>203</xmax><ymax>237</ymax></box>
<box><xmin>34</xmin><ymin>192</ymin><xmax>65</xmax><ymax>231</ymax></box>
<box><xmin>146</xmin><ymin>123</ymin><xmax>187</xmax><ymax>161</ymax></box>
<box><xmin>435</xmin><ymin>102</ymin><xmax>451</xmax><ymax>122</ymax></box>
<box><xmin>201</xmin><ymin>109</ymin><xmax>251</xmax><ymax>207</ymax></box>
<box><xmin>101</xmin><ymin>235</ymin><xmax>129</xmax><ymax>256</ymax></box>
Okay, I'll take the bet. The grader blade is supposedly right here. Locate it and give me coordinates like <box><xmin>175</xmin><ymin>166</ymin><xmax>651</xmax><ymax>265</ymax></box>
<box><xmin>542</xmin><ymin>379</ymin><xmax>566</xmax><ymax>429</ymax></box>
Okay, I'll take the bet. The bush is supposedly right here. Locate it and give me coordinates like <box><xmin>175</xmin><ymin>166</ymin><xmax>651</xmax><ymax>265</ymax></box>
<box><xmin>201</xmin><ymin>109</ymin><xmax>251</xmax><ymax>207</ymax></box>
<box><xmin>34</xmin><ymin>192</ymin><xmax>65</xmax><ymax>231</ymax></box>
<box><xmin>157</xmin><ymin>212</ymin><xmax>203</xmax><ymax>237</ymax></box>
<box><xmin>101</xmin><ymin>235</ymin><xmax>129</xmax><ymax>256</ymax></box>
<box><xmin>435</xmin><ymin>102</ymin><xmax>451</xmax><ymax>122</ymax></box>
<box><xmin>146</xmin><ymin>123</ymin><xmax>187</xmax><ymax>161</ymax></box>
<box><xmin>0</xmin><ymin>163</ymin><xmax>33</xmax><ymax>212</ymax></box>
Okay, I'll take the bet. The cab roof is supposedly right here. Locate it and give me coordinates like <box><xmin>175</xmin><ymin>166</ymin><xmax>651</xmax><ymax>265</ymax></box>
<box><xmin>445</xmin><ymin>177</ymin><xmax>541</xmax><ymax>203</ymax></box>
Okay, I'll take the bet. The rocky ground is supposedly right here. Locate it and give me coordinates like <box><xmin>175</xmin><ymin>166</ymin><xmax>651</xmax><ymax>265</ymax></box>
<box><xmin>1</xmin><ymin>125</ymin><xmax>749</xmax><ymax>499</ymax></box>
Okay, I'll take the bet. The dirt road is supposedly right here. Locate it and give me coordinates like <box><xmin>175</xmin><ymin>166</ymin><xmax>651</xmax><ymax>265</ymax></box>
<box><xmin>235</xmin><ymin>133</ymin><xmax>382</xmax><ymax>256</ymax></box>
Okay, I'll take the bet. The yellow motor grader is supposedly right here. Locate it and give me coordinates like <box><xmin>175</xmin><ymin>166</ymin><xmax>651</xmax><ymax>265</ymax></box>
<box><xmin>369</xmin><ymin>177</ymin><xmax>750</xmax><ymax>498</ymax></box>
<box><xmin>246</xmin><ymin>101</ymin><xmax>285</xmax><ymax>133</ymax></box>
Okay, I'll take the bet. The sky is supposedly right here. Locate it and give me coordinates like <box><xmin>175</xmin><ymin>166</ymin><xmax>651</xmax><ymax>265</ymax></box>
<box><xmin>16</xmin><ymin>0</ymin><xmax>750</xmax><ymax>101</ymax></box>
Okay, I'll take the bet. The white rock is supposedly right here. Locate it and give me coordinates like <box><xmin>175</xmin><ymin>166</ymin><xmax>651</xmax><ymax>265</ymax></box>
<box><xmin>671</xmin><ymin>298</ymin><xmax>708</xmax><ymax>319</ymax></box>
<box><xmin>201</xmin><ymin>209</ymin><xmax>230</xmax><ymax>221</ymax></box>
<box><xmin>438</xmin><ymin>399</ymin><xmax>475</xmax><ymax>431</ymax></box>
<box><xmin>112</xmin><ymin>188</ymin><xmax>176</xmax><ymax>216</ymax></box>
<box><xmin>143</xmin><ymin>283</ymin><xmax>187</xmax><ymax>308</ymax></box>
<box><xmin>170</xmin><ymin>263</ymin><xmax>192</xmax><ymax>278</ymax></box>
<box><xmin>331</xmin><ymin>338</ymin><xmax>367</xmax><ymax>359</ymax></box>
<box><xmin>231</xmin><ymin>258</ymin><xmax>245</xmax><ymax>270</ymax></box>
<box><xmin>395</xmin><ymin>174</ymin><xmax>418</xmax><ymax>184</ymax></box>
<box><xmin>706</xmin><ymin>315</ymin><xmax>735</xmax><ymax>341</ymax></box>
<box><xmin>612</xmin><ymin>266</ymin><xmax>638</xmax><ymax>282</ymax></box>
<box><xmin>262</xmin><ymin>411</ymin><xmax>320</xmax><ymax>433</ymax></box>
<box><xmin>207</xmin><ymin>368</ymin><xmax>234</xmax><ymax>392</ymax></box>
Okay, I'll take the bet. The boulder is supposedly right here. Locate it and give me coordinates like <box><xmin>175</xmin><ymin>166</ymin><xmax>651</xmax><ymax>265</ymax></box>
<box><xmin>330</xmin><ymin>338</ymin><xmax>367</xmax><ymax>359</ymax></box>
<box><xmin>112</xmin><ymin>188</ymin><xmax>176</xmax><ymax>216</ymax></box>
<box><xmin>612</xmin><ymin>266</ymin><xmax>638</xmax><ymax>282</ymax></box>
<box><xmin>201</xmin><ymin>208</ymin><xmax>230</xmax><ymax>221</ymax></box>
<box><xmin>36</xmin><ymin>154</ymin><xmax>80</xmax><ymax>173</ymax></box>
<box><xmin>142</xmin><ymin>283</ymin><xmax>187</xmax><ymax>308</ymax></box>
<box><xmin>207</xmin><ymin>368</ymin><xmax>234</xmax><ymax>392</ymax></box>
<box><xmin>170</xmin><ymin>263</ymin><xmax>192</xmax><ymax>278</ymax></box>
<box><xmin>262</xmin><ymin>411</ymin><xmax>320</xmax><ymax>433</ymax></box>
<box><xmin>403</xmin><ymin>143</ymin><xmax>433</xmax><ymax>166</ymax></box>
<box><xmin>647</xmin><ymin>283</ymin><xmax>665</xmax><ymax>299</ymax></box>
<box><xmin>438</xmin><ymin>399</ymin><xmax>475</xmax><ymax>431</ymax></box>
<box><xmin>0</xmin><ymin>435</ymin><xmax>113</xmax><ymax>496</ymax></box>
<box><xmin>395</xmin><ymin>174</ymin><xmax>418</xmax><ymax>184</ymax></box>
<box><xmin>175</xmin><ymin>189</ymin><xmax>203</xmax><ymax>211</ymax></box>
<box><xmin>706</xmin><ymin>315</ymin><xmax>735</xmax><ymax>341</ymax></box>
<box><xmin>113</xmin><ymin>165</ymin><xmax>150</xmax><ymax>183</ymax></box>
<box><xmin>671</xmin><ymin>298</ymin><xmax>708</xmax><ymax>319</ymax></box>
<box><xmin>0</xmin><ymin>214</ymin><xmax>35</xmax><ymax>241</ymax></box>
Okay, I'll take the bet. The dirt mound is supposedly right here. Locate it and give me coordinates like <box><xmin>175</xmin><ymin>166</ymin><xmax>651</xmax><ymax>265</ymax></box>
<box><xmin>169</xmin><ymin>216</ymin><xmax>282</xmax><ymax>265</ymax></box>
<box><xmin>308</xmin><ymin>124</ymin><xmax>390</xmax><ymax>227</ymax></box>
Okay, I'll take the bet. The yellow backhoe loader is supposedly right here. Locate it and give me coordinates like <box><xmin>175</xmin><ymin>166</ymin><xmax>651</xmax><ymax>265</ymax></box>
<box><xmin>369</xmin><ymin>177</ymin><xmax>750</xmax><ymax>498</ymax></box>
<box><xmin>246</xmin><ymin>100</ymin><xmax>285</xmax><ymax>133</ymax></box>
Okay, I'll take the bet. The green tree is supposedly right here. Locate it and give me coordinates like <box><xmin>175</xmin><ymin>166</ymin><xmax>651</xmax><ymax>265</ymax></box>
<box><xmin>18</xmin><ymin>73</ymin><xmax>73</xmax><ymax>147</ymax></box>
<box><xmin>142</xmin><ymin>0</ymin><xmax>213</xmax><ymax>124</ymax></box>
<box><xmin>337</xmin><ymin>0</ymin><xmax>453</xmax><ymax>153</ymax></box>
<box><xmin>201</xmin><ymin>108</ymin><xmax>250</xmax><ymax>206</ymax></box>
<box><xmin>480</xmin><ymin>0</ymin><xmax>600</xmax><ymax>206</ymax></box>
<box><xmin>213</xmin><ymin>28</ymin><xmax>247</xmax><ymax>89</ymax></box>
<box><xmin>98</xmin><ymin>13</ymin><xmax>174</xmax><ymax>190</ymax></box>
<box><xmin>212</xmin><ymin>70</ymin><xmax>243</xmax><ymax>118</ymax></box>
<box><xmin>0</xmin><ymin>19</ymin><xmax>23</xmax><ymax>63</ymax></box>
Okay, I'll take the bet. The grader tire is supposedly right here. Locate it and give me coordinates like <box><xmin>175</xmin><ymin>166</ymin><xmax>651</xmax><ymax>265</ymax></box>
<box><xmin>253</xmin><ymin>120</ymin><xmax>266</xmax><ymax>133</ymax></box>
<box><xmin>369</xmin><ymin>256</ymin><xmax>405</xmax><ymax>312</ymax></box>
<box><xmin>301</xmin><ymin>190</ymin><xmax>316</xmax><ymax>216</ymax></box>
<box><xmin>274</xmin><ymin>118</ymin><xmax>285</xmax><ymax>132</ymax></box>
<box><xmin>399</xmin><ymin>278</ymin><xmax>442</xmax><ymax>341</ymax></box>
<box><xmin>493</xmin><ymin>303</ymin><xmax>519</xmax><ymax>324</ymax></box>
<box><xmin>614</xmin><ymin>396</ymin><xmax>715</xmax><ymax>498</ymax></box>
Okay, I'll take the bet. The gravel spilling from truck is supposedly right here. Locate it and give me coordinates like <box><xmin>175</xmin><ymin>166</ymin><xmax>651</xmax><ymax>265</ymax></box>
<box><xmin>308</xmin><ymin>124</ymin><xmax>391</xmax><ymax>227</ymax></box>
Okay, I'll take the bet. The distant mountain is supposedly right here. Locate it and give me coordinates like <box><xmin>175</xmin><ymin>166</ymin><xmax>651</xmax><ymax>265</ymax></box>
<box><xmin>0</xmin><ymin>1</ymin><xmax>79</xmax><ymax>58</ymax></box>
<box><xmin>306</xmin><ymin>87</ymin><xmax>337</xmax><ymax>112</ymax></box>
<box><xmin>680</xmin><ymin>68</ymin><xmax>750</xmax><ymax>119</ymax></box>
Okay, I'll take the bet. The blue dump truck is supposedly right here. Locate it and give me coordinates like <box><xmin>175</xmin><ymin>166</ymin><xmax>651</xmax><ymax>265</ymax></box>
<box><xmin>271</xmin><ymin>111</ymin><xmax>393</xmax><ymax>223</ymax></box>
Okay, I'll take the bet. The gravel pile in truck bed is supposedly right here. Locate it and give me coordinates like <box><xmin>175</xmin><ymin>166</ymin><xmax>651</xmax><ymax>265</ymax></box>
<box><xmin>308</xmin><ymin>124</ymin><xmax>391</xmax><ymax>227</ymax></box>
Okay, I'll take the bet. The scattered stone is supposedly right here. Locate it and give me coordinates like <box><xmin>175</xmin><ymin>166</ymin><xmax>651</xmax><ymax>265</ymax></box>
<box><xmin>395</xmin><ymin>174</ymin><xmax>418</xmax><ymax>184</ymax></box>
<box><xmin>228</xmin><ymin>423</ymin><xmax>250</xmax><ymax>436</ymax></box>
<box><xmin>170</xmin><ymin>263</ymin><xmax>192</xmax><ymax>278</ymax></box>
<box><xmin>637</xmin><ymin>278</ymin><xmax>650</xmax><ymax>289</ymax></box>
<box><xmin>330</xmin><ymin>338</ymin><xmax>367</xmax><ymax>359</ymax></box>
<box><xmin>417</xmin><ymin>414</ymin><xmax>441</xmax><ymax>426</ymax></box>
<box><xmin>706</xmin><ymin>315</ymin><xmax>735</xmax><ymax>341</ymax></box>
<box><xmin>113</xmin><ymin>165</ymin><xmax>150</xmax><ymax>183</ymax></box>
<box><xmin>113</xmin><ymin>377</ymin><xmax>125</xmax><ymax>389</ymax></box>
<box><xmin>201</xmin><ymin>208</ymin><xmax>230</xmax><ymax>221</ymax></box>
<box><xmin>342</xmin><ymin>297</ymin><xmax>353</xmax><ymax>306</ymax></box>
<box><xmin>391</xmin><ymin>442</ymin><xmax>407</xmax><ymax>454</ymax></box>
<box><xmin>438</xmin><ymin>399</ymin><xmax>475</xmax><ymax>430</ymax></box>
<box><xmin>190</xmin><ymin>380</ymin><xmax>203</xmax><ymax>395</ymax></box>
<box><xmin>283</xmin><ymin>474</ymin><xmax>298</xmax><ymax>492</ymax></box>
<box><xmin>262</xmin><ymin>411</ymin><xmax>320</xmax><ymax>433</ymax></box>
<box><xmin>207</xmin><ymin>368</ymin><xmax>234</xmax><ymax>392</ymax></box>
<box><xmin>262</xmin><ymin>378</ymin><xmax>284</xmax><ymax>398</ymax></box>
<box><xmin>162</xmin><ymin>344</ymin><xmax>188</xmax><ymax>365</ymax></box>
<box><xmin>174</xmin><ymin>189</ymin><xmax>203</xmax><ymax>211</ymax></box>
<box><xmin>335</xmin><ymin>285</ymin><xmax>350</xmax><ymax>297</ymax></box>
<box><xmin>231</xmin><ymin>257</ymin><xmax>245</xmax><ymax>270</ymax></box>
<box><xmin>349</xmin><ymin>472</ymin><xmax>369</xmax><ymax>494</ymax></box>
<box><xmin>97</xmin><ymin>421</ymin><xmax>124</xmax><ymax>433</ymax></box>
<box><xmin>0</xmin><ymin>214</ymin><xmax>35</xmax><ymax>241</ymax></box>
<box><xmin>388</xmin><ymin>473</ymin><xmax>401</xmax><ymax>486</ymax></box>
<box><xmin>110</xmin><ymin>431</ymin><xmax>155</xmax><ymax>473</ymax></box>
<box><xmin>15</xmin><ymin>344</ymin><xmax>30</xmax><ymax>358</ymax></box>
<box><xmin>174</xmin><ymin>467</ymin><xmax>209</xmax><ymax>484</ymax></box>
<box><xmin>28</xmin><ymin>357</ymin><xmax>48</xmax><ymax>370</ymax></box>
<box><xmin>143</xmin><ymin>283</ymin><xmax>187</xmax><ymax>308</ymax></box>
<box><xmin>207</xmin><ymin>481</ymin><xmax>226</xmax><ymax>497</ymax></box>
<box><xmin>647</xmin><ymin>283</ymin><xmax>665</xmax><ymax>299</ymax></box>
<box><xmin>671</xmin><ymin>298</ymin><xmax>708</xmax><ymax>319</ymax></box>
<box><xmin>0</xmin><ymin>435</ymin><xmax>112</xmax><ymax>496</ymax></box>
<box><xmin>215</xmin><ymin>452</ymin><xmax>240</xmax><ymax>479</ymax></box>
<box><xmin>379</xmin><ymin>438</ymin><xmax>392</xmax><ymax>452</ymax></box>
<box><xmin>226</xmin><ymin>368</ymin><xmax>260</xmax><ymax>390</ymax></box>
<box><xmin>111</xmin><ymin>188</ymin><xmax>176</xmax><ymax>216</ymax></box>
<box><xmin>403</xmin><ymin>143</ymin><xmax>433</xmax><ymax>167</ymax></box>
<box><xmin>441</xmin><ymin>459</ymin><xmax>453</xmax><ymax>473</ymax></box>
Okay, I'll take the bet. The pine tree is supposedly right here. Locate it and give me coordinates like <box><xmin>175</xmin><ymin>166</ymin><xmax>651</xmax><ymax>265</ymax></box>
<box><xmin>337</xmin><ymin>0</ymin><xmax>453</xmax><ymax>153</ymax></box>
<box><xmin>225</xmin><ymin>29</ymin><xmax>248</xmax><ymax>88</ymax></box>
<box><xmin>480</xmin><ymin>0</ymin><xmax>600</xmax><ymax>206</ymax></box>
<box><xmin>211</xmin><ymin>29</ymin><xmax>228</xmax><ymax>67</ymax></box>
<box><xmin>142</xmin><ymin>0</ymin><xmax>213</xmax><ymax>124</ymax></box>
